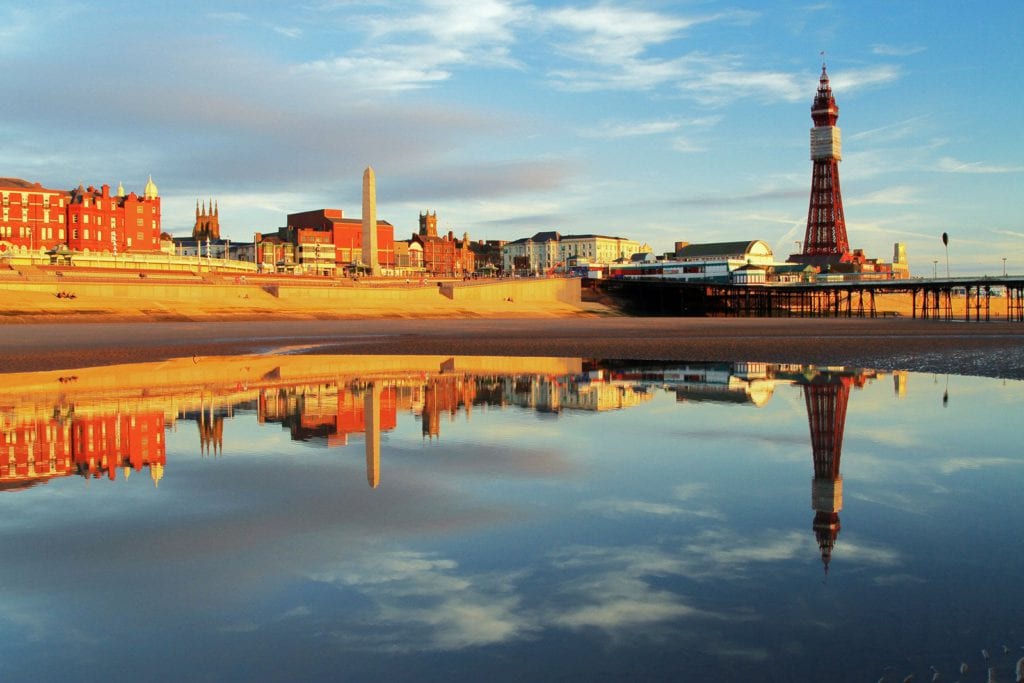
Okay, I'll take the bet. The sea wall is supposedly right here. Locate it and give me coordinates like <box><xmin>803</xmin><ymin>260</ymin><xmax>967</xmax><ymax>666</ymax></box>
<box><xmin>438</xmin><ymin>278</ymin><xmax>581</xmax><ymax>304</ymax></box>
<box><xmin>0</xmin><ymin>274</ymin><xmax>583</xmax><ymax>319</ymax></box>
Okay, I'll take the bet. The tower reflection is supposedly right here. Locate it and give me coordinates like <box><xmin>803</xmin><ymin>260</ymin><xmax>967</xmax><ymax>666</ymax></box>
<box><xmin>801</xmin><ymin>371</ymin><xmax>852</xmax><ymax>574</ymax></box>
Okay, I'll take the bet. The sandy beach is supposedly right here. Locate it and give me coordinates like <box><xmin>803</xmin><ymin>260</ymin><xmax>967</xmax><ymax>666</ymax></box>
<box><xmin>2</xmin><ymin>316</ymin><xmax>1023</xmax><ymax>380</ymax></box>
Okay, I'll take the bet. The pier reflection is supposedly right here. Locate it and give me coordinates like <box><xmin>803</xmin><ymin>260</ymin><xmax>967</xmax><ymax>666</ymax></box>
<box><xmin>1</xmin><ymin>355</ymin><xmax>886</xmax><ymax>567</ymax></box>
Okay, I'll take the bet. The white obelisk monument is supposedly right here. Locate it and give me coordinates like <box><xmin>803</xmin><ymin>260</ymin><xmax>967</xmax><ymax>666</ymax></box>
<box><xmin>362</xmin><ymin>166</ymin><xmax>380</xmax><ymax>276</ymax></box>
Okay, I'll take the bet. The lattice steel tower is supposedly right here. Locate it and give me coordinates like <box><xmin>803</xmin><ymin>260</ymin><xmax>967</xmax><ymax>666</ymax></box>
<box><xmin>803</xmin><ymin>63</ymin><xmax>851</xmax><ymax>260</ymax></box>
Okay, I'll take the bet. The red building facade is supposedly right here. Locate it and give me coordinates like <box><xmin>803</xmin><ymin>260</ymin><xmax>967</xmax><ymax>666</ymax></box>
<box><xmin>0</xmin><ymin>176</ymin><xmax>162</xmax><ymax>256</ymax></box>
<box><xmin>0</xmin><ymin>178</ymin><xmax>69</xmax><ymax>255</ymax></box>
<box><xmin>414</xmin><ymin>211</ymin><xmax>475</xmax><ymax>276</ymax></box>
<box><xmin>287</xmin><ymin>209</ymin><xmax>395</xmax><ymax>270</ymax></box>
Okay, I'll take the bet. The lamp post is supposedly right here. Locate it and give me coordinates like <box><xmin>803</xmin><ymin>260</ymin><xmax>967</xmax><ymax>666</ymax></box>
<box><xmin>1002</xmin><ymin>257</ymin><xmax>1007</xmax><ymax>277</ymax></box>
<box><xmin>941</xmin><ymin>232</ymin><xmax>950</xmax><ymax>278</ymax></box>
<box><xmin>933</xmin><ymin>260</ymin><xmax>938</xmax><ymax>279</ymax></box>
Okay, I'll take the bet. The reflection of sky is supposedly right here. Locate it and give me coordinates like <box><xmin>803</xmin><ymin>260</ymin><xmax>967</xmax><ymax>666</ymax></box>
<box><xmin>0</xmin><ymin>367</ymin><xmax>1022</xmax><ymax>682</ymax></box>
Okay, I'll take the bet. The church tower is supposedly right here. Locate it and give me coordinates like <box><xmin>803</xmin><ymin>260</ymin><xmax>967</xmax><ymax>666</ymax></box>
<box><xmin>419</xmin><ymin>210</ymin><xmax>438</xmax><ymax>237</ymax></box>
<box><xmin>800</xmin><ymin>63</ymin><xmax>851</xmax><ymax>264</ymax></box>
<box><xmin>193</xmin><ymin>199</ymin><xmax>221</xmax><ymax>241</ymax></box>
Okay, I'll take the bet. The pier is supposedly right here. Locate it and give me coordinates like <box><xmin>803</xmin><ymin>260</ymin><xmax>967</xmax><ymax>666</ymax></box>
<box><xmin>597</xmin><ymin>276</ymin><xmax>1024</xmax><ymax>322</ymax></box>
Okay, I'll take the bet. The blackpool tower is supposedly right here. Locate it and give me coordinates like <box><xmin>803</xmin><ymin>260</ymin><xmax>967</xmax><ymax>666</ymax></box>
<box><xmin>797</xmin><ymin>63</ymin><xmax>852</xmax><ymax>265</ymax></box>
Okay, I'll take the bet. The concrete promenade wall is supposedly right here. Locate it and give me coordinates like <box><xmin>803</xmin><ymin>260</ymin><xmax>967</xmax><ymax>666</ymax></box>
<box><xmin>269</xmin><ymin>278</ymin><xmax>581</xmax><ymax>306</ymax></box>
<box><xmin>438</xmin><ymin>278</ymin><xmax>581</xmax><ymax>304</ymax></box>
<box><xmin>0</xmin><ymin>273</ymin><xmax>583</xmax><ymax>317</ymax></box>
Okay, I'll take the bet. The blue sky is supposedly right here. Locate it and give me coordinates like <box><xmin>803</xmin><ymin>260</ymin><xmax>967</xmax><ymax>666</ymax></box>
<box><xmin>2</xmin><ymin>1</ymin><xmax>1021</xmax><ymax>274</ymax></box>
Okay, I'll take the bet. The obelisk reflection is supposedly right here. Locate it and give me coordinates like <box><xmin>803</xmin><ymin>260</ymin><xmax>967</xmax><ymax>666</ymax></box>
<box><xmin>364</xmin><ymin>383</ymin><xmax>381</xmax><ymax>489</ymax></box>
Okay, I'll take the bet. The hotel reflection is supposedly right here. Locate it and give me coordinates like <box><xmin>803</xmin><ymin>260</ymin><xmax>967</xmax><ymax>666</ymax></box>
<box><xmin>2</xmin><ymin>357</ymin><xmax>891</xmax><ymax>571</ymax></box>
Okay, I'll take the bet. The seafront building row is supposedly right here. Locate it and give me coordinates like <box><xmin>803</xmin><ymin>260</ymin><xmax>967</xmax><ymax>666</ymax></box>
<box><xmin>1</xmin><ymin>64</ymin><xmax>908</xmax><ymax>282</ymax></box>
<box><xmin>0</xmin><ymin>171</ymin><xmax>905</xmax><ymax>283</ymax></box>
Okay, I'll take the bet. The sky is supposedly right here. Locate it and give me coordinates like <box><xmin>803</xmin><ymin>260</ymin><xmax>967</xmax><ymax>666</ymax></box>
<box><xmin>2</xmin><ymin>1</ymin><xmax>1021</xmax><ymax>275</ymax></box>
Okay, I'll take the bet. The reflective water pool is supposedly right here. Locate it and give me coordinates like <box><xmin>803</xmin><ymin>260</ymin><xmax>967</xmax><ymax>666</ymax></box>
<box><xmin>1</xmin><ymin>355</ymin><xmax>1021</xmax><ymax>682</ymax></box>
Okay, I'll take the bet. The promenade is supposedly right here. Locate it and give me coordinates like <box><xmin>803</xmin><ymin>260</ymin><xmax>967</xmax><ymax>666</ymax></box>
<box><xmin>0</xmin><ymin>267</ymin><xmax>588</xmax><ymax>322</ymax></box>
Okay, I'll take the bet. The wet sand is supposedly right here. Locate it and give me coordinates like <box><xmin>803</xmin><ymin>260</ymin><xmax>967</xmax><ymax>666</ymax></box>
<box><xmin>2</xmin><ymin>317</ymin><xmax>1023</xmax><ymax>379</ymax></box>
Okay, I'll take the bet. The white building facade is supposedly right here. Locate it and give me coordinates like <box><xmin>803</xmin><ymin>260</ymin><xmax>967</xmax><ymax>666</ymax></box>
<box><xmin>502</xmin><ymin>231</ymin><xmax>644</xmax><ymax>274</ymax></box>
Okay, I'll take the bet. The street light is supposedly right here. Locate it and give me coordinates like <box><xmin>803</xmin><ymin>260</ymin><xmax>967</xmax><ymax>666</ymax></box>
<box><xmin>941</xmin><ymin>232</ymin><xmax>950</xmax><ymax>278</ymax></box>
<box><xmin>1002</xmin><ymin>257</ymin><xmax>1007</xmax><ymax>277</ymax></box>
<box><xmin>933</xmin><ymin>260</ymin><xmax>938</xmax><ymax>279</ymax></box>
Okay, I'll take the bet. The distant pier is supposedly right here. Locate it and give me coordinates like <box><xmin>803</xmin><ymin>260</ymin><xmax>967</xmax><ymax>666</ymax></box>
<box><xmin>597</xmin><ymin>276</ymin><xmax>1024</xmax><ymax>322</ymax></box>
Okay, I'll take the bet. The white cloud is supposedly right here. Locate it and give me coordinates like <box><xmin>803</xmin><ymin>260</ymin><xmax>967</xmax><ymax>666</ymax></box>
<box><xmin>271</xmin><ymin>25</ymin><xmax>302</xmax><ymax>39</ymax></box>
<box><xmin>309</xmin><ymin>0</ymin><xmax>530</xmax><ymax>92</ymax></box>
<box><xmin>846</xmin><ymin>186</ymin><xmax>920</xmax><ymax>207</ymax></box>
<box><xmin>543</xmin><ymin>5</ymin><xmax>705</xmax><ymax>64</ymax></box>
<box><xmin>671</xmin><ymin>136</ymin><xmax>708</xmax><ymax>153</ymax></box>
<box><xmin>578</xmin><ymin>119</ymin><xmax>682</xmax><ymax>139</ymax></box>
<box><xmin>871</xmin><ymin>44</ymin><xmax>926</xmax><ymax>57</ymax></box>
<box><xmin>297</xmin><ymin>48</ymin><xmax>458</xmax><ymax>91</ymax></box>
<box><xmin>829</xmin><ymin>65</ymin><xmax>902</xmax><ymax>94</ymax></box>
<box><xmin>936</xmin><ymin>157</ymin><xmax>1024</xmax><ymax>174</ymax></box>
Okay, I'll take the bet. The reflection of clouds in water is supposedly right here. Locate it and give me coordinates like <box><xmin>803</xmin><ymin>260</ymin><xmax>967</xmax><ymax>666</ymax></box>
<box><xmin>300</xmin><ymin>523</ymin><xmax>908</xmax><ymax>653</ymax></box>
<box><xmin>310</xmin><ymin>550</ymin><xmax>534</xmax><ymax>651</ymax></box>
<box><xmin>475</xmin><ymin>421</ymin><xmax>565</xmax><ymax>443</ymax></box>
<box><xmin>580</xmin><ymin>482</ymin><xmax>724</xmax><ymax>520</ymax></box>
<box><xmin>579</xmin><ymin>498</ymin><xmax>723</xmax><ymax>520</ymax></box>
<box><xmin>937</xmin><ymin>456</ymin><xmax>1021</xmax><ymax>476</ymax></box>
<box><xmin>547</xmin><ymin>546</ymin><xmax>724</xmax><ymax>633</ymax></box>
<box><xmin>386</xmin><ymin>442</ymin><xmax>579</xmax><ymax>478</ymax></box>
<box><xmin>830</xmin><ymin>537</ymin><xmax>901</xmax><ymax>567</ymax></box>
<box><xmin>872</xmin><ymin>573</ymin><xmax>927</xmax><ymax>587</ymax></box>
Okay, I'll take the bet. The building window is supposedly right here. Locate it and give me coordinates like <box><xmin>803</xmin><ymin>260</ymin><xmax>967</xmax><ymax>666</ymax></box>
<box><xmin>84</xmin><ymin>229</ymin><xmax>89</xmax><ymax>240</ymax></box>
<box><xmin>136</xmin><ymin>218</ymin><xmax>143</xmax><ymax>227</ymax></box>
